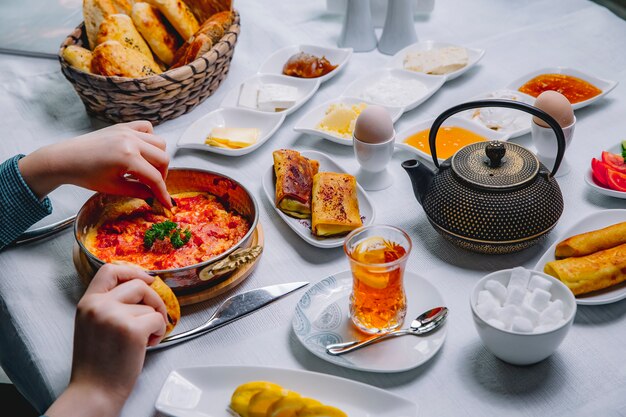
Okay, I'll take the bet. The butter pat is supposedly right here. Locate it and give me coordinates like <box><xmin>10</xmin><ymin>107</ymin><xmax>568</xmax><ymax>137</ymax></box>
<box><xmin>257</xmin><ymin>83</ymin><xmax>298</xmax><ymax>112</ymax></box>
<box><xmin>206</xmin><ymin>127</ymin><xmax>259</xmax><ymax>149</ymax></box>
<box><xmin>403</xmin><ymin>46</ymin><xmax>468</xmax><ymax>75</ymax></box>
<box><xmin>317</xmin><ymin>102</ymin><xmax>367</xmax><ymax>139</ymax></box>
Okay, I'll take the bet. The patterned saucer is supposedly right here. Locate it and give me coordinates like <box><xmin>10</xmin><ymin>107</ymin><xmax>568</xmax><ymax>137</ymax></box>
<box><xmin>293</xmin><ymin>270</ymin><xmax>447</xmax><ymax>373</ymax></box>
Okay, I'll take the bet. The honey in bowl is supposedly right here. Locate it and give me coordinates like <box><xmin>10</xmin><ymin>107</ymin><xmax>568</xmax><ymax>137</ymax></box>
<box><xmin>518</xmin><ymin>73</ymin><xmax>602</xmax><ymax>104</ymax></box>
<box><xmin>345</xmin><ymin>226</ymin><xmax>412</xmax><ymax>334</ymax></box>
<box><xmin>404</xmin><ymin>126</ymin><xmax>488</xmax><ymax>160</ymax></box>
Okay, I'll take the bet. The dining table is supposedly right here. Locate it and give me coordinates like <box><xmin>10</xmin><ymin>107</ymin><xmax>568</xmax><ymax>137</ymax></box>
<box><xmin>1</xmin><ymin>0</ymin><xmax>626</xmax><ymax>416</ymax></box>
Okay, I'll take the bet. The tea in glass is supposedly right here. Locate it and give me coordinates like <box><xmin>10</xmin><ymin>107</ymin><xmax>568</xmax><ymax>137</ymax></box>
<box><xmin>344</xmin><ymin>225</ymin><xmax>412</xmax><ymax>334</ymax></box>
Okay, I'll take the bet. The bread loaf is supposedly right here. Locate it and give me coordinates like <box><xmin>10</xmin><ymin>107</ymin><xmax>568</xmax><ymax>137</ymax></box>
<box><xmin>62</xmin><ymin>45</ymin><xmax>94</xmax><ymax>73</ymax></box>
<box><xmin>111</xmin><ymin>0</ymin><xmax>133</xmax><ymax>14</ymax></box>
<box><xmin>144</xmin><ymin>0</ymin><xmax>199</xmax><ymax>41</ymax></box>
<box><xmin>83</xmin><ymin>0</ymin><xmax>118</xmax><ymax>49</ymax></box>
<box><xmin>131</xmin><ymin>2</ymin><xmax>181</xmax><ymax>65</ymax></box>
<box><xmin>96</xmin><ymin>14</ymin><xmax>156</xmax><ymax>64</ymax></box>
<box><xmin>183</xmin><ymin>0</ymin><xmax>231</xmax><ymax>22</ymax></box>
<box><xmin>91</xmin><ymin>40</ymin><xmax>162</xmax><ymax>77</ymax></box>
<box><xmin>170</xmin><ymin>33</ymin><xmax>212</xmax><ymax>68</ymax></box>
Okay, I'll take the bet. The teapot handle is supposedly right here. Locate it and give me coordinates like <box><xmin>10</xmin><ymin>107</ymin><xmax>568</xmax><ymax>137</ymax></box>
<box><xmin>428</xmin><ymin>99</ymin><xmax>566</xmax><ymax>177</ymax></box>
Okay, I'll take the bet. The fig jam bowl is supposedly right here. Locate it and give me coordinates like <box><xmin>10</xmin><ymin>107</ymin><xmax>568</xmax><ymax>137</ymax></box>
<box><xmin>74</xmin><ymin>168</ymin><xmax>259</xmax><ymax>294</ymax></box>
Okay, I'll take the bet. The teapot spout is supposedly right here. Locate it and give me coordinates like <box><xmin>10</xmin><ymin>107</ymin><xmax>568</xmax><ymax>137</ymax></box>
<box><xmin>401</xmin><ymin>159</ymin><xmax>434</xmax><ymax>206</ymax></box>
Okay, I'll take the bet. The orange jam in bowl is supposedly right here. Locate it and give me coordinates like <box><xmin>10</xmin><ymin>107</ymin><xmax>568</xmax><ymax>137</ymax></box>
<box><xmin>404</xmin><ymin>126</ymin><xmax>488</xmax><ymax>160</ymax></box>
<box><xmin>518</xmin><ymin>73</ymin><xmax>602</xmax><ymax>104</ymax></box>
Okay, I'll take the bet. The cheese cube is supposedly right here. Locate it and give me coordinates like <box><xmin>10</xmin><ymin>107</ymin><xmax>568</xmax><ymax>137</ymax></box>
<box><xmin>257</xmin><ymin>83</ymin><xmax>298</xmax><ymax>112</ymax></box>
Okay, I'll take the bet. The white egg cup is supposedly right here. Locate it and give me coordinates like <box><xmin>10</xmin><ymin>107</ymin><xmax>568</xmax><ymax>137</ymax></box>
<box><xmin>531</xmin><ymin>117</ymin><xmax>576</xmax><ymax>178</ymax></box>
<box><xmin>353</xmin><ymin>131</ymin><xmax>395</xmax><ymax>191</ymax></box>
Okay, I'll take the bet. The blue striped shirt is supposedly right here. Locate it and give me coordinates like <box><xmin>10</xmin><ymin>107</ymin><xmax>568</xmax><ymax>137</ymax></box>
<box><xmin>0</xmin><ymin>155</ymin><xmax>53</xmax><ymax>250</ymax></box>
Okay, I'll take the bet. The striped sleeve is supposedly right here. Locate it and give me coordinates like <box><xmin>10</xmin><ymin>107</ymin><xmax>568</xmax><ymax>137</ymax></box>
<box><xmin>0</xmin><ymin>155</ymin><xmax>53</xmax><ymax>250</ymax></box>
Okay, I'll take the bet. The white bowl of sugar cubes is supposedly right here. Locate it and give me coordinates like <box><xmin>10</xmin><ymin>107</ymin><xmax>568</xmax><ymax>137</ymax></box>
<box><xmin>470</xmin><ymin>267</ymin><xmax>576</xmax><ymax>365</ymax></box>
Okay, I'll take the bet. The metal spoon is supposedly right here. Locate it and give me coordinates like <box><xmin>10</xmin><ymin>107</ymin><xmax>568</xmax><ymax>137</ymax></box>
<box><xmin>325</xmin><ymin>306</ymin><xmax>448</xmax><ymax>356</ymax></box>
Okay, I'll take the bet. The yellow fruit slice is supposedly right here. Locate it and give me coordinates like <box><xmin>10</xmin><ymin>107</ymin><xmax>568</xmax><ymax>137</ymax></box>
<box><xmin>268</xmin><ymin>397</ymin><xmax>322</xmax><ymax>417</ymax></box>
<box><xmin>230</xmin><ymin>381</ymin><xmax>284</xmax><ymax>417</ymax></box>
<box><xmin>248</xmin><ymin>389</ymin><xmax>300</xmax><ymax>417</ymax></box>
<box><xmin>297</xmin><ymin>405</ymin><xmax>348</xmax><ymax>417</ymax></box>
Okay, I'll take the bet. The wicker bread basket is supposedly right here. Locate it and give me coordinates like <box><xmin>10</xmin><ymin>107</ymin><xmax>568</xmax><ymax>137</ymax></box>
<box><xmin>58</xmin><ymin>10</ymin><xmax>240</xmax><ymax>126</ymax></box>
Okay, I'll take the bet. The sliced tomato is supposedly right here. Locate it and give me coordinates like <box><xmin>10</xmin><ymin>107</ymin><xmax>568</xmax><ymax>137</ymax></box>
<box><xmin>607</xmin><ymin>170</ymin><xmax>626</xmax><ymax>192</ymax></box>
<box><xmin>601</xmin><ymin>151</ymin><xmax>626</xmax><ymax>173</ymax></box>
<box><xmin>591</xmin><ymin>158</ymin><xmax>610</xmax><ymax>186</ymax></box>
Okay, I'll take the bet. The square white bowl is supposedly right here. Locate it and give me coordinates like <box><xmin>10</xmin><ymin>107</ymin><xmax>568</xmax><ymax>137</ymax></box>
<box><xmin>395</xmin><ymin>115</ymin><xmax>511</xmax><ymax>164</ymax></box>
<box><xmin>342</xmin><ymin>68</ymin><xmax>445</xmax><ymax>112</ymax></box>
<box><xmin>470</xmin><ymin>268</ymin><xmax>576</xmax><ymax>366</ymax></box>
<box><xmin>220</xmin><ymin>74</ymin><xmax>320</xmax><ymax>116</ymax></box>
<box><xmin>177</xmin><ymin>107</ymin><xmax>285</xmax><ymax>156</ymax></box>
<box><xmin>257</xmin><ymin>44</ymin><xmax>352</xmax><ymax>83</ymax></box>
<box><xmin>293</xmin><ymin>97</ymin><xmax>404</xmax><ymax>146</ymax></box>
<box><xmin>387</xmin><ymin>40</ymin><xmax>485</xmax><ymax>81</ymax></box>
<box><xmin>506</xmin><ymin>67</ymin><xmax>618</xmax><ymax>110</ymax></box>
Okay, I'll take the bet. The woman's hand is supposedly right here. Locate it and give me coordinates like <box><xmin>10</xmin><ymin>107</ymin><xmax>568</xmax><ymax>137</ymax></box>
<box><xmin>19</xmin><ymin>121</ymin><xmax>173</xmax><ymax>208</ymax></box>
<box><xmin>44</xmin><ymin>264</ymin><xmax>168</xmax><ymax>417</ymax></box>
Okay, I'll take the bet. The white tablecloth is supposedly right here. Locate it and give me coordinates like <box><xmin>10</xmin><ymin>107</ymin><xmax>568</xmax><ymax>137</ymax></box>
<box><xmin>1</xmin><ymin>0</ymin><xmax>626</xmax><ymax>415</ymax></box>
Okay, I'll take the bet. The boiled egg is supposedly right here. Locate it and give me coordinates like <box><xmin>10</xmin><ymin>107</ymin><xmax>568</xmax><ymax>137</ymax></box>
<box><xmin>532</xmin><ymin>90</ymin><xmax>575</xmax><ymax>128</ymax></box>
<box><xmin>353</xmin><ymin>105</ymin><xmax>394</xmax><ymax>143</ymax></box>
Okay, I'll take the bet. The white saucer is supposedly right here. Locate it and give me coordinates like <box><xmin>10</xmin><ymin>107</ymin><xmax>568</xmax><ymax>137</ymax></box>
<box><xmin>177</xmin><ymin>107</ymin><xmax>285</xmax><ymax>156</ymax></box>
<box><xmin>257</xmin><ymin>44</ymin><xmax>352</xmax><ymax>83</ymax></box>
<box><xmin>506</xmin><ymin>67</ymin><xmax>618</xmax><ymax>110</ymax></box>
<box><xmin>387</xmin><ymin>40</ymin><xmax>485</xmax><ymax>81</ymax></box>
<box><xmin>293</xmin><ymin>270</ymin><xmax>447</xmax><ymax>373</ymax></box>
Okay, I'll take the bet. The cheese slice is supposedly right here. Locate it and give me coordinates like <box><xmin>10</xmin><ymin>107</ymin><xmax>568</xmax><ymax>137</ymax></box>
<box><xmin>403</xmin><ymin>46</ymin><xmax>469</xmax><ymax>75</ymax></box>
<box><xmin>257</xmin><ymin>83</ymin><xmax>298</xmax><ymax>112</ymax></box>
<box><xmin>206</xmin><ymin>127</ymin><xmax>259</xmax><ymax>149</ymax></box>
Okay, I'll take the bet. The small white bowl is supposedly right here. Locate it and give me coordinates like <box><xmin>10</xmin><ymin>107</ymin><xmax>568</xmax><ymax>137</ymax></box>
<box><xmin>177</xmin><ymin>107</ymin><xmax>285</xmax><ymax>156</ymax></box>
<box><xmin>395</xmin><ymin>115</ymin><xmax>510</xmax><ymax>164</ymax></box>
<box><xmin>293</xmin><ymin>97</ymin><xmax>404</xmax><ymax>146</ymax></box>
<box><xmin>387</xmin><ymin>40</ymin><xmax>485</xmax><ymax>81</ymax></box>
<box><xmin>584</xmin><ymin>142</ymin><xmax>626</xmax><ymax>199</ymax></box>
<box><xmin>342</xmin><ymin>68</ymin><xmax>445</xmax><ymax>112</ymax></box>
<box><xmin>470</xmin><ymin>269</ymin><xmax>576</xmax><ymax>366</ymax></box>
<box><xmin>506</xmin><ymin>67</ymin><xmax>618</xmax><ymax>110</ymax></box>
<box><xmin>220</xmin><ymin>74</ymin><xmax>320</xmax><ymax>116</ymax></box>
<box><xmin>257</xmin><ymin>44</ymin><xmax>352</xmax><ymax>83</ymax></box>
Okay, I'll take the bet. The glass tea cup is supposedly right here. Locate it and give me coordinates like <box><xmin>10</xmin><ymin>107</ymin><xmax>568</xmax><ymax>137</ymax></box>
<box><xmin>344</xmin><ymin>225</ymin><xmax>412</xmax><ymax>334</ymax></box>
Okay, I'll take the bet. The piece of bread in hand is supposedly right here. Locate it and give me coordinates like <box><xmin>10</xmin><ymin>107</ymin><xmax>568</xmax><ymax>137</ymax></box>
<box><xmin>184</xmin><ymin>0</ymin><xmax>231</xmax><ymax>22</ymax></box>
<box><xmin>96</xmin><ymin>14</ymin><xmax>156</xmax><ymax>64</ymax></box>
<box><xmin>84</xmin><ymin>0</ymin><xmax>118</xmax><ymax>49</ymax></box>
<box><xmin>170</xmin><ymin>33</ymin><xmax>212</xmax><ymax>68</ymax></box>
<box><xmin>131</xmin><ymin>2</ymin><xmax>181</xmax><ymax>65</ymax></box>
<box><xmin>144</xmin><ymin>0</ymin><xmax>199</xmax><ymax>41</ymax></box>
<box><xmin>62</xmin><ymin>45</ymin><xmax>94</xmax><ymax>73</ymax></box>
<box><xmin>91</xmin><ymin>40</ymin><xmax>162</xmax><ymax>77</ymax></box>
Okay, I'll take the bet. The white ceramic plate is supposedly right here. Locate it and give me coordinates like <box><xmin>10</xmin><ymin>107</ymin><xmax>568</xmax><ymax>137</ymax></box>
<box><xmin>293</xmin><ymin>97</ymin><xmax>404</xmax><ymax>146</ymax></box>
<box><xmin>395</xmin><ymin>115</ymin><xmax>511</xmax><ymax>164</ymax></box>
<box><xmin>257</xmin><ymin>44</ymin><xmax>352</xmax><ymax>83</ymax></box>
<box><xmin>342</xmin><ymin>68</ymin><xmax>445</xmax><ymax>112</ymax></box>
<box><xmin>459</xmin><ymin>88</ymin><xmax>535</xmax><ymax>138</ymax></box>
<box><xmin>262</xmin><ymin>150</ymin><xmax>375</xmax><ymax>248</ymax></box>
<box><xmin>534</xmin><ymin>209</ymin><xmax>626</xmax><ymax>305</ymax></box>
<box><xmin>177</xmin><ymin>107</ymin><xmax>285</xmax><ymax>156</ymax></box>
<box><xmin>506</xmin><ymin>67</ymin><xmax>618</xmax><ymax>110</ymax></box>
<box><xmin>155</xmin><ymin>365</ymin><xmax>418</xmax><ymax>417</ymax></box>
<box><xmin>584</xmin><ymin>143</ymin><xmax>626</xmax><ymax>199</ymax></box>
<box><xmin>387</xmin><ymin>40</ymin><xmax>485</xmax><ymax>81</ymax></box>
<box><xmin>293</xmin><ymin>270</ymin><xmax>447</xmax><ymax>373</ymax></box>
<box><xmin>220</xmin><ymin>74</ymin><xmax>320</xmax><ymax>116</ymax></box>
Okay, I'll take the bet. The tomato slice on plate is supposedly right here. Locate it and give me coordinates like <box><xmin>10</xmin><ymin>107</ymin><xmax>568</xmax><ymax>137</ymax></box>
<box><xmin>607</xmin><ymin>170</ymin><xmax>626</xmax><ymax>192</ymax></box>
<box><xmin>591</xmin><ymin>158</ymin><xmax>610</xmax><ymax>186</ymax></box>
<box><xmin>601</xmin><ymin>151</ymin><xmax>626</xmax><ymax>173</ymax></box>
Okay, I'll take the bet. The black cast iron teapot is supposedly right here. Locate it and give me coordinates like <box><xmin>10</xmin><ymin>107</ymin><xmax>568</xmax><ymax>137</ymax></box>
<box><xmin>402</xmin><ymin>99</ymin><xmax>566</xmax><ymax>255</ymax></box>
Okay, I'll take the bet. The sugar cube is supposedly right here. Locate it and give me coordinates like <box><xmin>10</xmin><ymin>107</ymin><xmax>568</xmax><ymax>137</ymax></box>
<box><xmin>487</xmin><ymin>318</ymin><xmax>506</xmax><ymax>330</ymax></box>
<box><xmin>496</xmin><ymin>304</ymin><xmax>520</xmax><ymax>329</ymax></box>
<box><xmin>478</xmin><ymin>290</ymin><xmax>497</xmax><ymax>306</ymax></box>
<box><xmin>540</xmin><ymin>302</ymin><xmax>564</xmax><ymax>326</ymax></box>
<box><xmin>529</xmin><ymin>288</ymin><xmax>552</xmax><ymax>312</ymax></box>
<box><xmin>476</xmin><ymin>300</ymin><xmax>500</xmax><ymax>321</ymax></box>
<box><xmin>528</xmin><ymin>275</ymin><xmax>553</xmax><ymax>292</ymax></box>
<box><xmin>504</xmin><ymin>285</ymin><xmax>526</xmax><ymax>306</ymax></box>
<box><xmin>512</xmin><ymin>316</ymin><xmax>534</xmax><ymax>332</ymax></box>
<box><xmin>534</xmin><ymin>324</ymin><xmax>553</xmax><ymax>333</ymax></box>
<box><xmin>508</xmin><ymin>267</ymin><xmax>531</xmax><ymax>289</ymax></box>
<box><xmin>520</xmin><ymin>304</ymin><xmax>540</xmax><ymax>325</ymax></box>
<box><xmin>484</xmin><ymin>279</ymin><xmax>507</xmax><ymax>305</ymax></box>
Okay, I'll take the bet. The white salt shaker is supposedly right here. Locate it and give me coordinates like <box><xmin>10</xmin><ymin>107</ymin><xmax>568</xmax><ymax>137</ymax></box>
<box><xmin>353</xmin><ymin>105</ymin><xmax>395</xmax><ymax>190</ymax></box>
<box><xmin>338</xmin><ymin>0</ymin><xmax>378</xmax><ymax>52</ymax></box>
<box><xmin>378</xmin><ymin>0</ymin><xmax>418</xmax><ymax>55</ymax></box>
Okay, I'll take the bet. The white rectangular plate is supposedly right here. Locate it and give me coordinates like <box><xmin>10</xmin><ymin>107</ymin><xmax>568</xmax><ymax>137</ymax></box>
<box><xmin>262</xmin><ymin>150</ymin><xmax>375</xmax><ymax>248</ymax></box>
<box><xmin>155</xmin><ymin>365</ymin><xmax>418</xmax><ymax>417</ymax></box>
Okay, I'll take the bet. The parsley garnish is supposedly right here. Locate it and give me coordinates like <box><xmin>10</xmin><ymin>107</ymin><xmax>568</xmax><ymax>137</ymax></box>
<box><xmin>144</xmin><ymin>220</ymin><xmax>191</xmax><ymax>249</ymax></box>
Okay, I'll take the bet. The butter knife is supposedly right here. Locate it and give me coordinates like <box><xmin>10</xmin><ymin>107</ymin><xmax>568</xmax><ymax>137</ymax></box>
<box><xmin>148</xmin><ymin>281</ymin><xmax>309</xmax><ymax>351</ymax></box>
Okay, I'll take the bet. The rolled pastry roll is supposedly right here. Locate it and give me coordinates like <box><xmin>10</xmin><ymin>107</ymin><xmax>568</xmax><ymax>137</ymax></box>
<box><xmin>273</xmin><ymin>149</ymin><xmax>319</xmax><ymax>219</ymax></box>
<box><xmin>96</xmin><ymin>13</ymin><xmax>156</xmax><ymax>64</ymax></box>
<box><xmin>555</xmin><ymin>221</ymin><xmax>626</xmax><ymax>259</ymax></box>
<box><xmin>91</xmin><ymin>40</ymin><xmax>162</xmax><ymax>77</ymax></box>
<box><xmin>144</xmin><ymin>0</ymin><xmax>199</xmax><ymax>41</ymax></box>
<box><xmin>131</xmin><ymin>2</ymin><xmax>181</xmax><ymax>66</ymax></box>
<box><xmin>62</xmin><ymin>45</ymin><xmax>93</xmax><ymax>73</ymax></box>
<box><xmin>544</xmin><ymin>242</ymin><xmax>626</xmax><ymax>295</ymax></box>
<box><xmin>311</xmin><ymin>172</ymin><xmax>362</xmax><ymax>237</ymax></box>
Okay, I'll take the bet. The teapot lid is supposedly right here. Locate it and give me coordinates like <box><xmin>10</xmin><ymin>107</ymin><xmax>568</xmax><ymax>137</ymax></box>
<box><xmin>451</xmin><ymin>141</ymin><xmax>539</xmax><ymax>189</ymax></box>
